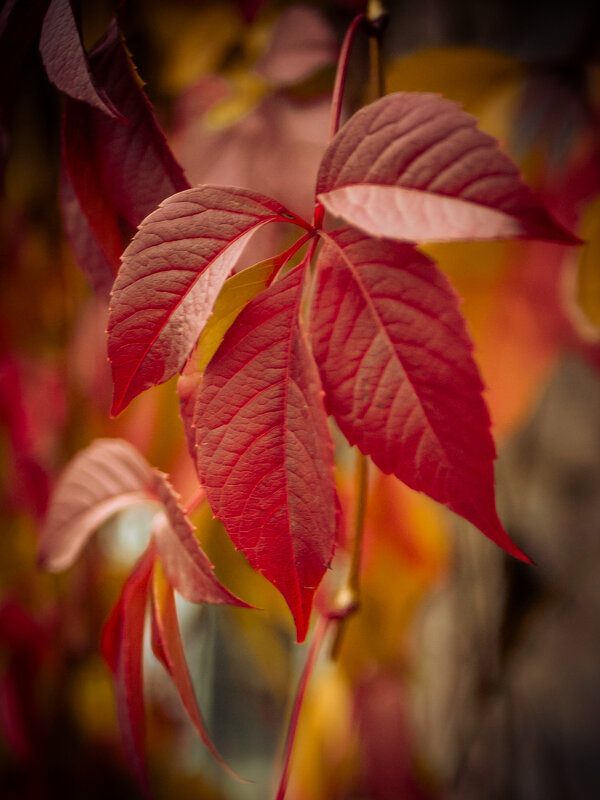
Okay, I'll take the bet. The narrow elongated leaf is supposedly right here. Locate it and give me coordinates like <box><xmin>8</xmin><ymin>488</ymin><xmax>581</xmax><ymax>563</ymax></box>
<box><xmin>108</xmin><ymin>186</ymin><xmax>307</xmax><ymax>416</ymax></box>
<box><xmin>310</xmin><ymin>228</ymin><xmax>529</xmax><ymax>561</ymax></box>
<box><xmin>192</xmin><ymin>265</ymin><xmax>338</xmax><ymax>642</ymax></box>
<box><xmin>101</xmin><ymin>545</ymin><xmax>154</xmax><ymax>797</ymax></box>
<box><xmin>39</xmin><ymin>0</ymin><xmax>122</xmax><ymax>118</ymax></box>
<box><xmin>150</xmin><ymin>472</ymin><xmax>250</xmax><ymax>607</ymax></box>
<box><xmin>316</xmin><ymin>92</ymin><xmax>578</xmax><ymax>244</ymax></box>
<box><xmin>39</xmin><ymin>439</ymin><xmax>157</xmax><ymax>571</ymax></box>
<box><xmin>62</xmin><ymin>19</ymin><xmax>189</xmax><ymax>279</ymax></box>
<box><xmin>150</xmin><ymin>561</ymin><xmax>243</xmax><ymax>780</ymax></box>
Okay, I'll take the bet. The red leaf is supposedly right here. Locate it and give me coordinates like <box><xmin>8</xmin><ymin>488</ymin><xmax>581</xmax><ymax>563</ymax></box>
<box><xmin>101</xmin><ymin>545</ymin><xmax>154</xmax><ymax>796</ymax></box>
<box><xmin>108</xmin><ymin>186</ymin><xmax>307</xmax><ymax>416</ymax></box>
<box><xmin>316</xmin><ymin>92</ymin><xmax>579</xmax><ymax>244</ymax></box>
<box><xmin>150</xmin><ymin>561</ymin><xmax>244</xmax><ymax>780</ymax></box>
<box><xmin>192</xmin><ymin>265</ymin><xmax>338</xmax><ymax>642</ymax></box>
<box><xmin>39</xmin><ymin>0</ymin><xmax>123</xmax><ymax>118</ymax></box>
<box><xmin>150</xmin><ymin>471</ymin><xmax>251</xmax><ymax>607</ymax></box>
<box><xmin>62</xmin><ymin>19</ymin><xmax>189</xmax><ymax>280</ymax></box>
<box><xmin>310</xmin><ymin>228</ymin><xmax>529</xmax><ymax>561</ymax></box>
<box><xmin>39</xmin><ymin>438</ymin><xmax>157</xmax><ymax>571</ymax></box>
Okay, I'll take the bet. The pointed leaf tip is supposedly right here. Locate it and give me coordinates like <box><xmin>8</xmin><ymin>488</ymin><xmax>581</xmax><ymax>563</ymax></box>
<box><xmin>316</xmin><ymin>92</ymin><xmax>579</xmax><ymax>245</ymax></box>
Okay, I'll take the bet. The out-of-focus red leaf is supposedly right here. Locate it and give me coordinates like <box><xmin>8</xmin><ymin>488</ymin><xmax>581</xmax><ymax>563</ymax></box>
<box><xmin>150</xmin><ymin>561</ymin><xmax>243</xmax><ymax>780</ymax></box>
<box><xmin>310</xmin><ymin>227</ymin><xmax>528</xmax><ymax>561</ymax></box>
<box><xmin>101</xmin><ymin>545</ymin><xmax>154</xmax><ymax>796</ymax></box>
<box><xmin>108</xmin><ymin>185</ymin><xmax>307</xmax><ymax>416</ymax></box>
<box><xmin>62</xmin><ymin>19</ymin><xmax>189</xmax><ymax>282</ymax></box>
<box><xmin>316</xmin><ymin>92</ymin><xmax>579</xmax><ymax>244</ymax></box>
<box><xmin>39</xmin><ymin>438</ymin><xmax>157</xmax><ymax>571</ymax></box>
<box><xmin>150</xmin><ymin>472</ymin><xmax>251</xmax><ymax>607</ymax></box>
<box><xmin>172</xmin><ymin>87</ymin><xmax>331</xmax><ymax>221</ymax></box>
<box><xmin>39</xmin><ymin>0</ymin><xmax>123</xmax><ymax>118</ymax></box>
<box><xmin>254</xmin><ymin>5</ymin><xmax>336</xmax><ymax>86</ymax></box>
<box><xmin>59</xmin><ymin>162</ymin><xmax>116</xmax><ymax>296</ymax></box>
<box><xmin>353</xmin><ymin>675</ymin><xmax>433</xmax><ymax>800</ymax></box>
<box><xmin>192</xmin><ymin>265</ymin><xmax>338</xmax><ymax>642</ymax></box>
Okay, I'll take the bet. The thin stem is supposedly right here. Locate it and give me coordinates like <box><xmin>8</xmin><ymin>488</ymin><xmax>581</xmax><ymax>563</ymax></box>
<box><xmin>366</xmin><ymin>0</ymin><xmax>388</xmax><ymax>102</ymax></box>
<box><xmin>183</xmin><ymin>485</ymin><xmax>206</xmax><ymax>516</ymax></box>
<box><xmin>273</xmin><ymin>614</ymin><xmax>332</xmax><ymax>800</ymax></box>
<box><xmin>329</xmin><ymin>13</ymin><xmax>366</xmax><ymax>140</ymax></box>
<box><xmin>330</xmin><ymin>451</ymin><xmax>369</xmax><ymax>660</ymax></box>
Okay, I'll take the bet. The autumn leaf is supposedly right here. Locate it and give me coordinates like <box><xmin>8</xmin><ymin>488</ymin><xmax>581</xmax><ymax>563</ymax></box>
<box><xmin>101</xmin><ymin>545</ymin><xmax>155</xmax><ymax>797</ymax></box>
<box><xmin>316</xmin><ymin>92</ymin><xmax>579</xmax><ymax>244</ymax></box>
<box><xmin>39</xmin><ymin>0</ymin><xmax>123</xmax><ymax>119</ymax></box>
<box><xmin>62</xmin><ymin>19</ymin><xmax>189</xmax><ymax>285</ymax></box>
<box><xmin>108</xmin><ymin>185</ymin><xmax>308</xmax><ymax>416</ymax></box>
<box><xmin>192</xmin><ymin>264</ymin><xmax>338</xmax><ymax>642</ymax></box>
<box><xmin>310</xmin><ymin>227</ymin><xmax>529</xmax><ymax>561</ymax></box>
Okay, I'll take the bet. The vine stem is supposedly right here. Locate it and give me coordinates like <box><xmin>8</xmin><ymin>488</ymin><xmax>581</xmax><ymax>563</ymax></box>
<box><xmin>273</xmin><ymin>614</ymin><xmax>333</xmax><ymax>800</ymax></box>
<box><xmin>183</xmin><ymin>485</ymin><xmax>206</xmax><ymax>516</ymax></box>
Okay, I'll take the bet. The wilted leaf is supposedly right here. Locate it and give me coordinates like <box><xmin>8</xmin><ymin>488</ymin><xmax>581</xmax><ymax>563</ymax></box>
<box><xmin>39</xmin><ymin>439</ymin><xmax>157</xmax><ymax>571</ymax></box>
<box><xmin>192</xmin><ymin>265</ymin><xmax>338</xmax><ymax>642</ymax></box>
<box><xmin>310</xmin><ymin>227</ymin><xmax>529</xmax><ymax>560</ymax></box>
<box><xmin>316</xmin><ymin>92</ymin><xmax>578</xmax><ymax>244</ymax></box>
<box><xmin>101</xmin><ymin>545</ymin><xmax>154</xmax><ymax>796</ymax></box>
<box><xmin>39</xmin><ymin>0</ymin><xmax>123</xmax><ymax>118</ymax></box>
<box><xmin>108</xmin><ymin>185</ymin><xmax>308</xmax><ymax>416</ymax></box>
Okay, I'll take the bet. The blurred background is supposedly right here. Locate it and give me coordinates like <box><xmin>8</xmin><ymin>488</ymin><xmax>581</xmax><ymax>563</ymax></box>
<box><xmin>1</xmin><ymin>0</ymin><xmax>600</xmax><ymax>798</ymax></box>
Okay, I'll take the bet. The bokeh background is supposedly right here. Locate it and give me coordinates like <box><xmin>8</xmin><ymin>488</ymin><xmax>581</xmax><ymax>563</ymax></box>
<box><xmin>2</xmin><ymin>0</ymin><xmax>600</xmax><ymax>798</ymax></box>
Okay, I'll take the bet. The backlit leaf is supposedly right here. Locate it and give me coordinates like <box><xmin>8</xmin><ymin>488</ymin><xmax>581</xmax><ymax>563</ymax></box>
<box><xmin>101</xmin><ymin>545</ymin><xmax>154</xmax><ymax>796</ymax></box>
<box><xmin>316</xmin><ymin>92</ymin><xmax>578</xmax><ymax>244</ymax></box>
<box><xmin>108</xmin><ymin>185</ymin><xmax>307</xmax><ymax>416</ymax></box>
<box><xmin>310</xmin><ymin>227</ymin><xmax>529</xmax><ymax>560</ymax></box>
<box><xmin>150</xmin><ymin>560</ymin><xmax>243</xmax><ymax>780</ymax></box>
<box><xmin>150</xmin><ymin>472</ymin><xmax>250</xmax><ymax>607</ymax></box>
<box><xmin>192</xmin><ymin>265</ymin><xmax>338</xmax><ymax>642</ymax></box>
<box><xmin>39</xmin><ymin>438</ymin><xmax>157</xmax><ymax>571</ymax></box>
<box><xmin>39</xmin><ymin>0</ymin><xmax>123</xmax><ymax>118</ymax></box>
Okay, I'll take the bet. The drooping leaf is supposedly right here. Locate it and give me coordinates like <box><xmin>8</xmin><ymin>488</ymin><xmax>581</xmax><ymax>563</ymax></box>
<box><xmin>39</xmin><ymin>438</ymin><xmax>157</xmax><ymax>571</ymax></box>
<box><xmin>150</xmin><ymin>472</ymin><xmax>250</xmax><ymax>607</ymax></box>
<box><xmin>310</xmin><ymin>227</ymin><xmax>529</xmax><ymax>561</ymax></box>
<box><xmin>108</xmin><ymin>185</ymin><xmax>308</xmax><ymax>416</ymax></box>
<box><xmin>150</xmin><ymin>560</ymin><xmax>243</xmax><ymax>780</ymax></box>
<box><xmin>316</xmin><ymin>92</ymin><xmax>579</xmax><ymax>244</ymax></box>
<box><xmin>62</xmin><ymin>19</ymin><xmax>189</xmax><ymax>280</ymax></box>
<box><xmin>192</xmin><ymin>265</ymin><xmax>338</xmax><ymax>642</ymax></box>
<box><xmin>101</xmin><ymin>545</ymin><xmax>154</xmax><ymax>796</ymax></box>
<box><xmin>39</xmin><ymin>0</ymin><xmax>123</xmax><ymax>118</ymax></box>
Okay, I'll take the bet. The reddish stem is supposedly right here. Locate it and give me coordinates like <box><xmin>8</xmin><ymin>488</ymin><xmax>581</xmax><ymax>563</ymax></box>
<box><xmin>329</xmin><ymin>13</ymin><xmax>366</xmax><ymax>140</ymax></box>
<box><xmin>273</xmin><ymin>614</ymin><xmax>332</xmax><ymax>800</ymax></box>
<box><xmin>182</xmin><ymin>486</ymin><xmax>206</xmax><ymax>516</ymax></box>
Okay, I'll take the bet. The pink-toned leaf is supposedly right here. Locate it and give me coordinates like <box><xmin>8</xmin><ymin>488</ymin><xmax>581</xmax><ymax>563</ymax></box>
<box><xmin>108</xmin><ymin>185</ymin><xmax>307</xmax><ymax>416</ymax></box>
<box><xmin>39</xmin><ymin>438</ymin><xmax>157</xmax><ymax>571</ymax></box>
<box><xmin>150</xmin><ymin>471</ymin><xmax>251</xmax><ymax>607</ymax></box>
<box><xmin>254</xmin><ymin>5</ymin><xmax>337</xmax><ymax>86</ymax></box>
<box><xmin>39</xmin><ymin>0</ymin><xmax>122</xmax><ymax>118</ymax></box>
<box><xmin>310</xmin><ymin>227</ymin><xmax>529</xmax><ymax>561</ymax></box>
<box><xmin>192</xmin><ymin>265</ymin><xmax>338</xmax><ymax>642</ymax></box>
<box><xmin>150</xmin><ymin>561</ymin><xmax>244</xmax><ymax>780</ymax></box>
<box><xmin>101</xmin><ymin>545</ymin><xmax>154</xmax><ymax>796</ymax></box>
<box><xmin>316</xmin><ymin>92</ymin><xmax>579</xmax><ymax>244</ymax></box>
<box><xmin>62</xmin><ymin>19</ymin><xmax>189</xmax><ymax>281</ymax></box>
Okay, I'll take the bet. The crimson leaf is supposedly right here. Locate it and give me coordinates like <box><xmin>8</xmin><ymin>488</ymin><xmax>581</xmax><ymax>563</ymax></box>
<box><xmin>101</xmin><ymin>545</ymin><xmax>155</xmax><ymax>797</ymax></box>
<box><xmin>191</xmin><ymin>264</ymin><xmax>338</xmax><ymax>642</ymax></box>
<box><xmin>316</xmin><ymin>92</ymin><xmax>578</xmax><ymax>244</ymax></box>
<box><xmin>62</xmin><ymin>19</ymin><xmax>189</xmax><ymax>282</ymax></box>
<box><xmin>108</xmin><ymin>185</ymin><xmax>308</xmax><ymax>416</ymax></box>
<box><xmin>39</xmin><ymin>0</ymin><xmax>123</xmax><ymax>118</ymax></box>
<box><xmin>310</xmin><ymin>227</ymin><xmax>529</xmax><ymax>561</ymax></box>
